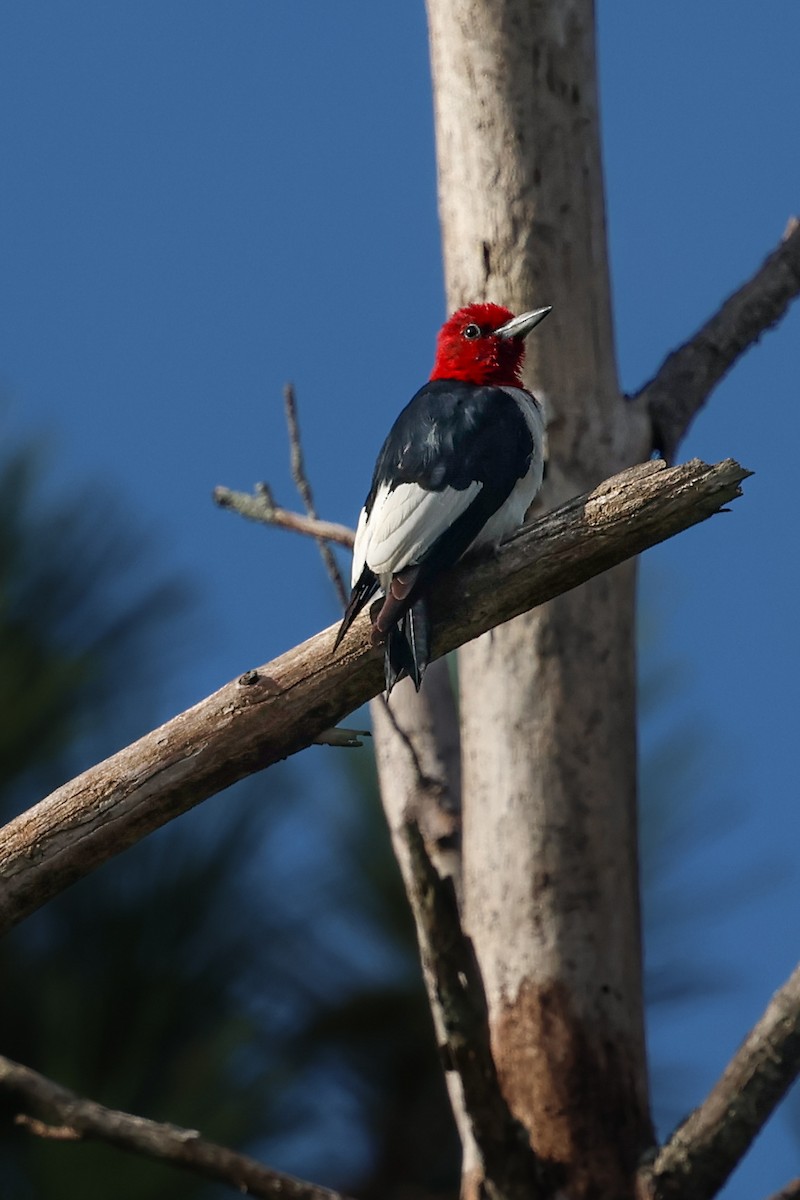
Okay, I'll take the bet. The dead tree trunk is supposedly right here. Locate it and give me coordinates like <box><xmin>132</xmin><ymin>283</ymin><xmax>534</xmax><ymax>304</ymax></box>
<box><xmin>426</xmin><ymin>1</ymin><xmax>652</xmax><ymax>1194</ymax></box>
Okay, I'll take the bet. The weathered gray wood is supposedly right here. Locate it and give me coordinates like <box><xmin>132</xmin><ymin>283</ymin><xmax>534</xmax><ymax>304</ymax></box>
<box><xmin>633</xmin><ymin>218</ymin><xmax>800</xmax><ymax>464</ymax></box>
<box><xmin>426</xmin><ymin>1</ymin><xmax>652</xmax><ymax>1193</ymax></box>
<box><xmin>0</xmin><ymin>458</ymin><xmax>746</xmax><ymax>938</ymax></box>
<box><xmin>0</xmin><ymin>1055</ymin><xmax>348</xmax><ymax>1200</ymax></box>
<box><xmin>639</xmin><ymin>963</ymin><xmax>800</xmax><ymax>1200</ymax></box>
<box><xmin>370</xmin><ymin>665</ymin><xmax>472</xmax><ymax>1173</ymax></box>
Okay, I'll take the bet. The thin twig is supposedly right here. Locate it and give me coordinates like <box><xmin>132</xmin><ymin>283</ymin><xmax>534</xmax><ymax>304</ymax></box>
<box><xmin>372</xmin><ymin>678</ymin><xmax>463</xmax><ymax>880</ymax></box>
<box><xmin>0</xmin><ymin>1055</ymin><xmax>350</xmax><ymax>1200</ymax></box>
<box><xmin>15</xmin><ymin>1114</ymin><xmax>81</xmax><ymax>1140</ymax></box>
<box><xmin>283</xmin><ymin>382</ymin><xmax>349</xmax><ymax>607</ymax></box>
<box><xmin>639</xmin><ymin>962</ymin><xmax>800</xmax><ymax>1200</ymax></box>
<box><xmin>632</xmin><ymin>216</ymin><xmax>800</xmax><ymax>463</ymax></box>
<box><xmin>213</xmin><ymin>484</ymin><xmax>354</xmax><ymax>548</ymax></box>
<box><xmin>403</xmin><ymin>820</ymin><xmax>548</xmax><ymax>1199</ymax></box>
<box><xmin>313</xmin><ymin>726</ymin><xmax>370</xmax><ymax>748</ymax></box>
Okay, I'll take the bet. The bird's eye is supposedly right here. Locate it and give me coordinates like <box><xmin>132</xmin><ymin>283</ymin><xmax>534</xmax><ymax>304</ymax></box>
<box><xmin>463</xmin><ymin>323</ymin><xmax>481</xmax><ymax>340</ymax></box>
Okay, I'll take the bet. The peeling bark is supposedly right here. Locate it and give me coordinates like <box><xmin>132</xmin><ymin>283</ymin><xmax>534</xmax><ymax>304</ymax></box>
<box><xmin>496</xmin><ymin>977</ymin><xmax>648</xmax><ymax>1195</ymax></box>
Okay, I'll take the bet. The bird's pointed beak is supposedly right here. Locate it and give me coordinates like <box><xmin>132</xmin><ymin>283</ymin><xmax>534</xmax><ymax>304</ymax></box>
<box><xmin>494</xmin><ymin>306</ymin><xmax>553</xmax><ymax>340</ymax></box>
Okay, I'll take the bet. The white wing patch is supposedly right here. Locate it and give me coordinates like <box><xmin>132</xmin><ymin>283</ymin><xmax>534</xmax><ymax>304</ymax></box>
<box><xmin>350</xmin><ymin>506</ymin><xmax>371</xmax><ymax>587</ymax></box>
<box><xmin>353</xmin><ymin>480</ymin><xmax>481</xmax><ymax>586</ymax></box>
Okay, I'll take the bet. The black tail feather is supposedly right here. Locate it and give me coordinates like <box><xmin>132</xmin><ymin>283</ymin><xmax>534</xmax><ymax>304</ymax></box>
<box><xmin>405</xmin><ymin>599</ymin><xmax>431</xmax><ymax>689</ymax></box>
<box><xmin>384</xmin><ymin>627</ymin><xmax>408</xmax><ymax>694</ymax></box>
<box><xmin>384</xmin><ymin>596</ymin><xmax>430</xmax><ymax>694</ymax></box>
<box><xmin>335</xmin><ymin>565</ymin><xmax>431</xmax><ymax>695</ymax></box>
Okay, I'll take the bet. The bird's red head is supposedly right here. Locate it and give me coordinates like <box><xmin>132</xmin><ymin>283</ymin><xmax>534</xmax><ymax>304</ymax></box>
<box><xmin>430</xmin><ymin>302</ymin><xmax>551</xmax><ymax>387</ymax></box>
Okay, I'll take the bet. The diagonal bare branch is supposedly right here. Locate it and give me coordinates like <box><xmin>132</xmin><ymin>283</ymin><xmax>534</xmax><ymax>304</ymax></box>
<box><xmin>639</xmin><ymin>962</ymin><xmax>800</xmax><ymax>1200</ymax></box>
<box><xmin>0</xmin><ymin>1055</ymin><xmax>350</xmax><ymax>1200</ymax></box>
<box><xmin>0</xmin><ymin>457</ymin><xmax>749</xmax><ymax>936</ymax></box>
<box><xmin>632</xmin><ymin>217</ymin><xmax>800</xmax><ymax>463</ymax></box>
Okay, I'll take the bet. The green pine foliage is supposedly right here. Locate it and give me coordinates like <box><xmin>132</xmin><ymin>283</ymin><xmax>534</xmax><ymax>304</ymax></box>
<box><xmin>0</xmin><ymin>429</ymin><xmax>293</xmax><ymax>1198</ymax></box>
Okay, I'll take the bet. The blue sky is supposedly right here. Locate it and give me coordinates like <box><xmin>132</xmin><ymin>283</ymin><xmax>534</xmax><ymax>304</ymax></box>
<box><xmin>1</xmin><ymin>4</ymin><xmax>798</xmax><ymax>1194</ymax></box>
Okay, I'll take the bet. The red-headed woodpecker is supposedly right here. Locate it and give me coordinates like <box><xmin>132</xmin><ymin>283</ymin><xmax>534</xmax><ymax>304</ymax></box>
<box><xmin>333</xmin><ymin>302</ymin><xmax>551</xmax><ymax>693</ymax></box>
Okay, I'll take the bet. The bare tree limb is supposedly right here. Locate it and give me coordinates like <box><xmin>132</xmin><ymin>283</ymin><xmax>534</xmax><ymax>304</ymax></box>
<box><xmin>632</xmin><ymin>217</ymin><xmax>800</xmax><ymax>463</ymax></box>
<box><xmin>369</xmin><ymin>667</ymin><xmax>469</xmax><ymax>1170</ymax></box>
<box><xmin>0</xmin><ymin>1055</ymin><xmax>349</xmax><ymax>1200</ymax></box>
<box><xmin>639</xmin><ymin>962</ymin><xmax>800</xmax><ymax>1200</ymax></box>
<box><xmin>283</xmin><ymin>382</ymin><xmax>349</xmax><ymax>607</ymax></box>
<box><xmin>0</xmin><ymin>457</ymin><xmax>749</xmax><ymax>935</ymax></box>
<box><xmin>372</xmin><ymin>671</ymin><xmax>462</xmax><ymax>886</ymax></box>
<box><xmin>213</xmin><ymin>482</ymin><xmax>355</xmax><ymax>548</ymax></box>
<box><xmin>404</xmin><ymin>821</ymin><xmax>550</xmax><ymax>1200</ymax></box>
